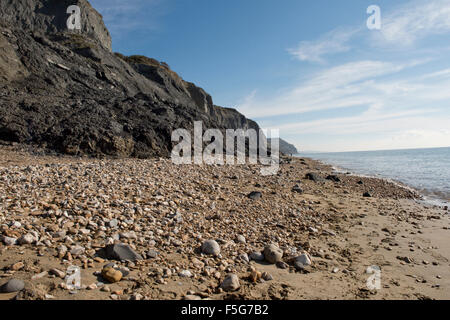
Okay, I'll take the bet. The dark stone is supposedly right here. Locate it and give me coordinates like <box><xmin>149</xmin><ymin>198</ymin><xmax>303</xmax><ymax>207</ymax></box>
<box><xmin>305</xmin><ymin>173</ymin><xmax>321</xmax><ymax>182</ymax></box>
<box><xmin>326</xmin><ymin>175</ymin><xmax>341</xmax><ymax>182</ymax></box>
<box><xmin>363</xmin><ymin>192</ymin><xmax>372</xmax><ymax>198</ymax></box>
<box><xmin>292</xmin><ymin>185</ymin><xmax>303</xmax><ymax>194</ymax></box>
<box><xmin>357</xmin><ymin>180</ymin><xmax>364</xmax><ymax>185</ymax></box>
<box><xmin>247</xmin><ymin>191</ymin><xmax>262</xmax><ymax>200</ymax></box>
<box><xmin>105</xmin><ymin>244</ymin><xmax>143</xmax><ymax>262</ymax></box>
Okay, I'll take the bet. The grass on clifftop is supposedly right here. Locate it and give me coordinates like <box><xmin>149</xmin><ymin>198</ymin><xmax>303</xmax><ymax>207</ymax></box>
<box><xmin>116</xmin><ymin>54</ymin><xmax>185</xmax><ymax>89</ymax></box>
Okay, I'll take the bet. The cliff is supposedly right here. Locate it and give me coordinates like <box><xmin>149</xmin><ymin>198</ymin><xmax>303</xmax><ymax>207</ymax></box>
<box><xmin>0</xmin><ymin>0</ymin><xmax>260</xmax><ymax>158</ymax></box>
<box><xmin>268</xmin><ymin>138</ymin><xmax>299</xmax><ymax>155</ymax></box>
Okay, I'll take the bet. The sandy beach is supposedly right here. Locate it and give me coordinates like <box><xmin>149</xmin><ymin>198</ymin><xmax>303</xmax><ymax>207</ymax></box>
<box><xmin>0</xmin><ymin>143</ymin><xmax>449</xmax><ymax>300</ymax></box>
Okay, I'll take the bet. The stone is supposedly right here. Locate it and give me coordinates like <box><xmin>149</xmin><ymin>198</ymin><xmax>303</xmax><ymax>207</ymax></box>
<box><xmin>49</xmin><ymin>268</ymin><xmax>65</xmax><ymax>278</ymax></box>
<box><xmin>201</xmin><ymin>240</ymin><xmax>220</xmax><ymax>256</ymax></box>
<box><xmin>3</xmin><ymin>236</ymin><xmax>17</xmax><ymax>246</ymax></box>
<box><xmin>192</xmin><ymin>258</ymin><xmax>205</xmax><ymax>269</ymax></box>
<box><xmin>1</xmin><ymin>279</ymin><xmax>25</xmax><ymax>293</ymax></box>
<box><xmin>263</xmin><ymin>244</ymin><xmax>283</xmax><ymax>264</ymax></box>
<box><xmin>276</xmin><ymin>261</ymin><xmax>289</xmax><ymax>269</ymax></box>
<box><xmin>236</xmin><ymin>235</ymin><xmax>246</xmax><ymax>244</ymax></box>
<box><xmin>249</xmin><ymin>251</ymin><xmax>265</xmax><ymax>262</ymax></box>
<box><xmin>239</xmin><ymin>253</ymin><xmax>250</xmax><ymax>263</ymax></box>
<box><xmin>247</xmin><ymin>191</ymin><xmax>262</xmax><ymax>200</ymax></box>
<box><xmin>31</xmin><ymin>271</ymin><xmax>48</xmax><ymax>280</ymax></box>
<box><xmin>101</xmin><ymin>285</ymin><xmax>111</xmax><ymax>292</ymax></box>
<box><xmin>363</xmin><ymin>192</ymin><xmax>372</xmax><ymax>198</ymax></box>
<box><xmin>87</xmin><ymin>283</ymin><xmax>97</xmax><ymax>290</ymax></box>
<box><xmin>305</xmin><ymin>173</ymin><xmax>321</xmax><ymax>182</ymax></box>
<box><xmin>105</xmin><ymin>244</ymin><xmax>143</xmax><ymax>262</ymax></box>
<box><xmin>326</xmin><ymin>175</ymin><xmax>341</xmax><ymax>182</ymax></box>
<box><xmin>292</xmin><ymin>185</ymin><xmax>303</xmax><ymax>194</ymax></box>
<box><xmin>70</xmin><ymin>245</ymin><xmax>85</xmax><ymax>256</ymax></box>
<box><xmin>130</xmin><ymin>293</ymin><xmax>143</xmax><ymax>300</ymax></box>
<box><xmin>10</xmin><ymin>262</ymin><xmax>24</xmax><ymax>271</ymax></box>
<box><xmin>294</xmin><ymin>253</ymin><xmax>312</xmax><ymax>270</ymax></box>
<box><xmin>220</xmin><ymin>274</ymin><xmax>240</xmax><ymax>292</ymax></box>
<box><xmin>250</xmin><ymin>270</ymin><xmax>262</xmax><ymax>283</ymax></box>
<box><xmin>101</xmin><ymin>267</ymin><xmax>123</xmax><ymax>283</ymax></box>
<box><xmin>262</xmin><ymin>272</ymin><xmax>273</xmax><ymax>281</ymax></box>
<box><xmin>18</xmin><ymin>233</ymin><xmax>35</xmax><ymax>245</ymax></box>
<box><xmin>146</xmin><ymin>249</ymin><xmax>159</xmax><ymax>259</ymax></box>
<box><xmin>179</xmin><ymin>270</ymin><xmax>193</xmax><ymax>278</ymax></box>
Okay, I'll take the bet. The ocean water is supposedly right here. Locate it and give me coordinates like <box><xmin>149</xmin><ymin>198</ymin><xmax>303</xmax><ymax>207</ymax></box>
<box><xmin>298</xmin><ymin>147</ymin><xmax>450</xmax><ymax>205</ymax></box>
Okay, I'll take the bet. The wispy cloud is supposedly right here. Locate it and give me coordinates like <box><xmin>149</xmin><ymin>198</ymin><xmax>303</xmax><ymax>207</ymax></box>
<box><xmin>377</xmin><ymin>0</ymin><xmax>450</xmax><ymax>46</ymax></box>
<box><xmin>288</xmin><ymin>0</ymin><xmax>450</xmax><ymax>64</ymax></box>
<box><xmin>243</xmin><ymin>0</ymin><xmax>450</xmax><ymax>151</ymax></box>
<box><xmin>239</xmin><ymin>59</ymin><xmax>429</xmax><ymax>118</ymax></box>
<box><xmin>288</xmin><ymin>28</ymin><xmax>359</xmax><ymax>63</ymax></box>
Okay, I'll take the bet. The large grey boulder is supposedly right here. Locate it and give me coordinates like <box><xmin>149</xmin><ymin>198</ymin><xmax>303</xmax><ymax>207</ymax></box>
<box><xmin>1</xmin><ymin>279</ymin><xmax>25</xmax><ymax>293</ymax></box>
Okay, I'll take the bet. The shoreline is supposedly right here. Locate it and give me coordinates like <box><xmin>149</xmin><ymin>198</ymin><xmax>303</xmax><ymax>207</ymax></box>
<box><xmin>295</xmin><ymin>155</ymin><xmax>450</xmax><ymax>208</ymax></box>
<box><xmin>0</xmin><ymin>145</ymin><xmax>449</xmax><ymax>300</ymax></box>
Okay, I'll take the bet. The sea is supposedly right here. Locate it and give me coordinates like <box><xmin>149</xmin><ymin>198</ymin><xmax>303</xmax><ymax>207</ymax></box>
<box><xmin>297</xmin><ymin>147</ymin><xmax>450</xmax><ymax>207</ymax></box>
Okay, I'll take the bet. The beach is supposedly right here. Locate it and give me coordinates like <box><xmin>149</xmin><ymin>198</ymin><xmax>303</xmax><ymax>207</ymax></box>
<box><xmin>0</xmin><ymin>143</ymin><xmax>449</xmax><ymax>300</ymax></box>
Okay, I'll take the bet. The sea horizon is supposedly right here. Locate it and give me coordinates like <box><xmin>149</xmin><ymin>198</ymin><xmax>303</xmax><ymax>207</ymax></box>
<box><xmin>297</xmin><ymin>147</ymin><xmax>450</xmax><ymax>206</ymax></box>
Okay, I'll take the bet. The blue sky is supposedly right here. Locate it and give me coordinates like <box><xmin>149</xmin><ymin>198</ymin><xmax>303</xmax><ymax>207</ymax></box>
<box><xmin>90</xmin><ymin>0</ymin><xmax>450</xmax><ymax>152</ymax></box>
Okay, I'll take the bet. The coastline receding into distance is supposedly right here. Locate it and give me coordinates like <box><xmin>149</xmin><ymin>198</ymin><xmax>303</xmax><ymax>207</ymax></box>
<box><xmin>298</xmin><ymin>147</ymin><xmax>450</xmax><ymax>207</ymax></box>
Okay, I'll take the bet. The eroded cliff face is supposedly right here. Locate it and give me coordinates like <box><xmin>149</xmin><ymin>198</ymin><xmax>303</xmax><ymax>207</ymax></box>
<box><xmin>0</xmin><ymin>0</ymin><xmax>261</xmax><ymax>158</ymax></box>
<box><xmin>0</xmin><ymin>0</ymin><xmax>112</xmax><ymax>50</ymax></box>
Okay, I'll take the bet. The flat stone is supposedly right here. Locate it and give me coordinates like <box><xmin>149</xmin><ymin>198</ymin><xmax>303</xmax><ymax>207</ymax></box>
<box><xmin>249</xmin><ymin>251</ymin><xmax>265</xmax><ymax>262</ymax></box>
<box><xmin>105</xmin><ymin>244</ymin><xmax>143</xmax><ymax>262</ymax></box>
<box><xmin>247</xmin><ymin>191</ymin><xmax>262</xmax><ymax>200</ymax></box>
<box><xmin>1</xmin><ymin>279</ymin><xmax>25</xmax><ymax>293</ymax></box>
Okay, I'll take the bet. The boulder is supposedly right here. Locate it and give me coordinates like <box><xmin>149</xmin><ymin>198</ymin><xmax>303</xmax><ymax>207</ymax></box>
<box><xmin>105</xmin><ymin>244</ymin><xmax>143</xmax><ymax>262</ymax></box>
<box><xmin>201</xmin><ymin>240</ymin><xmax>220</xmax><ymax>256</ymax></box>
<box><xmin>220</xmin><ymin>274</ymin><xmax>240</xmax><ymax>292</ymax></box>
<box><xmin>263</xmin><ymin>244</ymin><xmax>283</xmax><ymax>264</ymax></box>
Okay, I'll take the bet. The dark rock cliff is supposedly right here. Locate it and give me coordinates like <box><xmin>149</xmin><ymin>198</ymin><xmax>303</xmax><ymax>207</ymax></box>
<box><xmin>268</xmin><ymin>138</ymin><xmax>299</xmax><ymax>155</ymax></box>
<box><xmin>0</xmin><ymin>0</ymin><xmax>261</xmax><ymax>158</ymax></box>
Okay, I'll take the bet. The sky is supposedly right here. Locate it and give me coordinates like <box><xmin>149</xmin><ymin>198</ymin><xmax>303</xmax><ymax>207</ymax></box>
<box><xmin>90</xmin><ymin>0</ymin><xmax>450</xmax><ymax>152</ymax></box>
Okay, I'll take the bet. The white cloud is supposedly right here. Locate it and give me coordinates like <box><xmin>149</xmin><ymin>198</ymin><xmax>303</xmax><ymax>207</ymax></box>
<box><xmin>378</xmin><ymin>0</ymin><xmax>450</xmax><ymax>46</ymax></box>
<box><xmin>288</xmin><ymin>28</ymin><xmax>359</xmax><ymax>63</ymax></box>
<box><xmin>288</xmin><ymin>0</ymin><xmax>450</xmax><ymax>64</ymax></box>
<box><xmin>239</xmin><ymin>59</ymin><xmax>427</xmax><ymax>118</ymax></box>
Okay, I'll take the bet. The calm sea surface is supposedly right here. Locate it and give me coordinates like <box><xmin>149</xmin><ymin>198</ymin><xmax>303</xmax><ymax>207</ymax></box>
<box><xmin>298</xmin><ymin>147</ymin><xmax>450</xmax><ymax>205</ymax></box>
